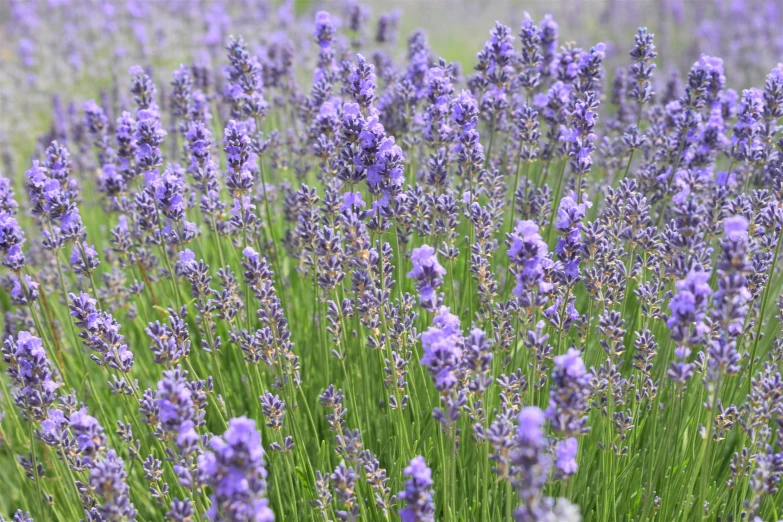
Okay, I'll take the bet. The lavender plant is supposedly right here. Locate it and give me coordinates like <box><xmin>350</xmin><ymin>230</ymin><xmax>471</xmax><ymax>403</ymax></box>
<box><xmin>0</xmin><ymin>2</ymin><xmax>783</xmax><ymax>522</ymax></box>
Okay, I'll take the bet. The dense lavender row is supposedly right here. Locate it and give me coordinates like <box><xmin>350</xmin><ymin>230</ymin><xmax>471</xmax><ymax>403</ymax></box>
<box><xmin>0</xmin><ymin>2</ymin><xmax>783</xmax><ymax>522</ymax></box>
<box><xmin>3</xmin><ymin>0</ymin><xmax>783</xmax><ymax>138</ymax></box>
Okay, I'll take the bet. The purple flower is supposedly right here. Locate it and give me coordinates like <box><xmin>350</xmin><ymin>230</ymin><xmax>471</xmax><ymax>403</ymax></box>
<box><xmin>152</xmin><ymin>165</ymin><xmax>195</xmax><ymax>245</ymax></box>
<box><xmin>224</xmin><ymin>36</ymin><xmax>268</xmax><ymax>120</ymax></box>
<box><xmin>667</xmin><ymin>269</ymin><xmax>712</xmax><ymax>345</ymax></box>
<box><xmin>538</xmin><ymin>15</ymin><xmax>559</xmax><ymax>77</ymax></box>
<box><xmin>0</xmin><ymin>175</ymin><xmax>19</xmax><ymax>214</ymax></box>
<box><xmin>84</xmin><ymin>100</ymin><xmax>115</xmax><ymax>166</ymax></box>
<box><xmin>723</xmin><ymin>215</ymin><xmax>748</xmax><ymax>242</ymax></box>
<box><xmin>0</xmin><ymin>211</ymin><xmax>26</xmax><ymax>270</ymax></box>
<box><xmin>177</xmin><ymin>420</ymin><xmax>200</xmax><ymax>455</ymax></box>
<box><xmin>508</xmin><ymin>220</ymin><xmax>553</xmax><ymax>304</ymax></box>
<box><xmin>694</xmin><ymin>54</ymin><xmax>725</xmax><ymax>99</ymax></box>
<box><xmin>628</xmin><ymin>27</ymin><xmax>657</xmax><ymax>107</ymax></box>
<box><xmin>9</xmin><ymin>274</ymin><xmax>38</xmax><ymax>305</ymax></box>
<box><xmin>167</xmin><ymin>498</ymin><xmax>195</xmax><ymax>521</ymax></box>
<box><xmin>561</xmin><ymin>91</ymin><xmax>599</xmax><ymax>177</ymax></box>
<box><xmin>451</xmin><ymin>90</ymin><xmax>484</xmax><ymax>165</ymax></box>
<box><xmin>376</xmin><ymin>10</ymin><xmax>400</xmax><ymax>44</ymax></box>
<box><xmin>685</xmin><ymin>54</ymin><xmax>725</xmax><ymax>109</ymax></box>
<box><xmin>517</xmin><ymin>406</ymin><xmax>547</xmax><ymax>444</ymax></box>
<box><xmin>198</xmin><ymin>417</ymin><xmax>274</xmax><ymax>522</ymax></box>
<box><xmin>259</xmin><ymin>392</ymin><xmax>286</xmax><ymax>430</ymax></box>
<box><xmin>69</xmin><ymin>407</ymin><xmax>106</xmax><ymax>464</ymax></box>
<box><xmin>711</xmin><ymin>215</ymin><xmax>752</xmax><ymax>343</ymax></box>
<box><xmin>667</xmin><ymin>268</ymin><xmax>713</xmax><ymax>383</ymax></box>
<box><xmin>314</xmin><ymin>11</ymin><xmax>335</xmax><ymax>49</ymax></box>
<box><xmin>732</xmin><ymin>88</ymin><xmax>764</xmax><ymax>162</ymax></box>
<box><xmin>451</xmin><ymin>90</ymin><xmax>479</xmax><ymax>131</ymax></box>
<box><xmin>555</xmin><ymin>196</ymin><xmax>587</xmax><ymax>232</ymax></box>
<box><xmin>554</xmin><ymin>438</ymin><xmax>578</xmax><ymax>478</ymax></box>
<box><xmin>147</xmin><ymin>308</ymin><xmax>191</xmax><ymax>366</ymax></box>
<box><xmin>156</xmin><ymin>366</ymin><xmax>195</xmax><ymax>435</ymax></box>
<box><xmin>408</xmin><ymin>245</ymin><xmax>446</xmax><ymax>310</ymax></box>
<box><xmin>422</xmin><ymin>66</ymin><xmax>455</xmax><ymax>144</ymax></box>
<box><xmin>331</xmin><ymin>460</ymin><xmax>359</xmax><ymax>520</ymax></box>
<box><xmin>768</xmin><ymin>63</ymin><xmax>783</xmax><ymax>84</ymax></box>
<box><xmin>406</xmin><ymin>32</ymin><xmax>431</xmax><ymax>99</ymax></box>
<box><xmin>517</xmin><ymin>13</ymin><xmax>543</xmax><ymax>92</ymax></box>
<box><xmin>243</xmin><ymin>246</ymin><xmax>260</xmax><ymax>264</ymax></box>
<box><xmin>340</xmin><ymin>191</ymin><xmax>366</xmax><ymax>211</ymax></box>
<box><xmin>68</xmin><ymin>292</ymin><xmax>135</xmax><ymax>372</ymax></box>
<box><xmin>135</xmin><ymin>103</ymin><xmax>166</xmax><ymax>178</ymax></box>
<box><xmin>40</xmin><ymin>408</ymin><xmax>67</xmax><ymax>446</ymax></box>
<box><xmin>706</xmin><ymin>338</ymin><xmax>742</xmax><ymax>381</ymax></box>
<box><xmin>511</xmin><ymin>406</ymin><xmax>551</xmax><ymax>518</ymax></box>
<box><xmin>70</xmin><ymin>242</ymin><xmax>100</xmax><ymax>275</ymax></box>
<box><xmin>2</xmin><ymin>331</ymin><xmax>58</xmax><ymax>421</ymax></box>
<box><xmin>224</xmin><ymin>120</ymin><xmax>254</xmax><ymax>197</ymax></box>
<box><xmin>477</xmin><ymin>22</ymin><xmax>515</xmax><ymax>91</ymax></box>
<box><xmin>348</xmin><ymin>53</ymin><xmax>377</xmax><ymax>112</ymax></box>
<box><xmin>187</xmin><ymin>121</ymin><xmax>212</xmax><ymax>164</ymax></box>
<box><xmin>543</xmin><ymin>295</ymin><xmax>580</xmax><ymax>331</ymax></box>
<box><xmin>179</xmin><ymin>249</ymin><xmax>196</xmax><ymax>266</ymax></box>
<box><xmin>89</xmin><ymin>450</ymin><xmax>137</xmax><ymax>521</ymax></box>
<box><xmin>576</xmin><ymin>43</ymin><xmax>605</xmax><ymax>94</ymax></box>
<box><xmin>116</xmin><ymin>111</ymin><xmax>138</xmax><ymax>177</ymax></box>
<box><xmin>398</xmin><ymin>456</ymin><xmax>435</xmax><ymax>522</ymax></box>
<box><xmin>97</xmin><ymin>163</ymin><xmax>125</xmax><ymax>196</ymax></box>
<box><xmin>24</xmin><ymin>142</ymin><xmax>84</xmax><ymax>245</ymax></box>
<box><xmin>421</xmin><ymin>307</ymin><xmax>463</xmax><ymax>391</ymax></box>
<box><xmin>545</xmin><ymin>348</ymin><xmax>589</xmax><ymax>436</ymax></box>
<box><xmin>171</xmin><ymin>64</ymin><xmax>194</xmax><ymax>121</ymax></box>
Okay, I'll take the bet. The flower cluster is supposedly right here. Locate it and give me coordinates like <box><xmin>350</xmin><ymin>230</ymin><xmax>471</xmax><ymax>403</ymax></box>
<box><xmin>2</xmin><ymin>332</ymin><xmax>58</xmax><ymax>421</ymax></box>
<box><xmin>407</xmin><ymin>245</ymin><xmax>446</xmax><ymax>311</ymax></box>
<box><xmin>397</xmin><ymin>456</ymin><xmax>435</xmax><ymax>522</ymax></box>
<box><xmin>198</xmin><ymin>417</ymin><xmax>274</xmax><ymax>522</ymax></box>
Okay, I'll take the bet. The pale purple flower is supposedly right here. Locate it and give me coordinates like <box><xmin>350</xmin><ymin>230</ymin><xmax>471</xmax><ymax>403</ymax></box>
<box><xmin>398</xmin><ymin>456</ymin><xmax>434</xmax><ymax>522</ymax></box>
<box><xmin>340</xmin><ymin>192</ymin><xmax>366</xmax><ymax>211</ymax></box>
<box><xmin>554</xmin><ymin>438</ymin><xmax>578</xmax><ymax>477</ymax></box>
<box><xmin>723</xmin><ymin>215</ymin><xmax>748</xmax><ymax>242</ymax></box>
<box><xmin>198</xmin><ymin>417</ymin><xmax>274</xmax><ymax>522</ymax></box>
<box><xmin>89</xmin><ymin>450</ymin><xmax>137</xmax><ymax>521</ymax></box>
<box><xmin>408</xmin><ymin>245</ymin><xmax>446</xmax><ymax>310</ymax></box>
<box><xmin>546</xmin><ymin>349</ymin><xmax>589</xmax><ymax>436</ymax></box>
<box><xmin>421</xmin><ymin>307</ymin><xmax>463</xmax><ymax>391</ymax></box>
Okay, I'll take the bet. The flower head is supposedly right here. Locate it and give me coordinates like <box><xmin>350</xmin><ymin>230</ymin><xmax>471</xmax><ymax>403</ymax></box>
<box><xmin>198</xmin><ymin>417</ymin><xmax>274</xmax><ymax>522</ymax></box>
<box><xmin>398</xmin><ymin>456</ymin><xmax>435</xmax><ymax>522</ymax></box>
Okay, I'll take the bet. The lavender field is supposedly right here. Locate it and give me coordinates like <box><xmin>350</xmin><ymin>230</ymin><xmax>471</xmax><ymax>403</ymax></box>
<box><xmin>0</xmin><ymin>0</ymin><xmax>782</xmax><ymax>521</ymax></box>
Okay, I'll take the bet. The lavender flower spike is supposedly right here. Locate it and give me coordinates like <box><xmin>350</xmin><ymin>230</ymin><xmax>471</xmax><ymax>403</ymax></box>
<box><xmin>198</xmin><ymin>417</ymin><xmax>274</xmax><ymax>522</ymax></box>
<box><xmin>545</xmin><ymin>348</ymin><xmax>589</xmax><ymax>436</ymax></box>
<box><xmin>398</xmin><ymin>456</ymin><xmax>435</xmax><ymax>522</ymax></box>
<box><xmin>511</xmin><ymin>406</ymin><xmax>551</xmax><ymax>521</ymax></box>
<box><xmin>407</xmin><ymin>244</ymin><xmax>446</xmax><ymax>310</ymax></box>
<box><xmin>2</xmin><ymin>331</ymin><xmax>59</xmax><ymax>421</ymax></box>
<box><xmin>420</xmin><ymin>306</ymin><xmax>463</xmax><ymax>391</ymax></box>
<box><xmin>508</xmin><ymin>220</ymin><xmax>553</xmax><ymax>307</ymax></box>
<box><xmin>88</xmin><ymin>450</ymin><xmax>138</xmax><ymax>521</ymax></box>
